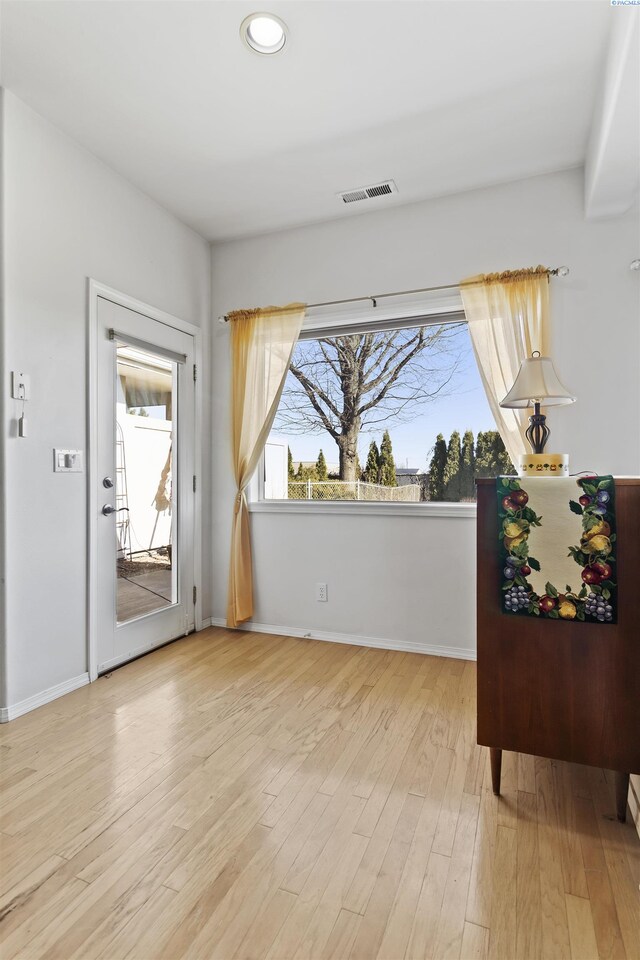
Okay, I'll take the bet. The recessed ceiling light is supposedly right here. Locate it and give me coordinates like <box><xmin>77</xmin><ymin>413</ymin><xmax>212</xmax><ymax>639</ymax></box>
<box><xmin>241</xmin><ymin>13</ymin><xmax>287</xmax><ymax>55</ymax></box>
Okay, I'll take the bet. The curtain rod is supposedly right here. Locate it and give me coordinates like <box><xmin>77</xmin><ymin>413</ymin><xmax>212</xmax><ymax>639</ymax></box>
<box><xmin>217</xmin><ymin>266</ymin><xmax>570</xmax><ymax>322</ymax></box>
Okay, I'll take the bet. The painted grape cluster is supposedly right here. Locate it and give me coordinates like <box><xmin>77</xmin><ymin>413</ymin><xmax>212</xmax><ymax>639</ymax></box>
<box><xmin>497</xmin><ymin>475</ymin><xmax>617</xmax><ymax>623</ymax></box>
<box><xmin>503</xmin><ymin>583</ymin><xmax>529</xmax><ymax>611</ymax></box>
<box><xmin>584</xmin><ymin>594</ymin><xmax>613</xmax><ymax>622</ymax></box>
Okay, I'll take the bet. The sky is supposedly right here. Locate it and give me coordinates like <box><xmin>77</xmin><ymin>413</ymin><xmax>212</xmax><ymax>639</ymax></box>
<box><xmin>270</xmin><ymin>325</ymin><xmax>498</xmax><ymax>471</ymax></box>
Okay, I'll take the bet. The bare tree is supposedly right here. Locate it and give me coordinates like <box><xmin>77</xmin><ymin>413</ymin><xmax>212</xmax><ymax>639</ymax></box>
<box><xmin>275</xmin><ymin>323</ymin><xmax>465</xmax><ymax>481</ymax></box>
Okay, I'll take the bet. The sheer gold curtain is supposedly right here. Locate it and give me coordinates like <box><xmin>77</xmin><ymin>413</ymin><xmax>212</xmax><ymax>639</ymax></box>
<box><xmin>227</xmin><ymin>303</ymin><xmax>305</xmax><ymax>627</ymax></box>
<box><xmin>460</xmin><ymin>267</ymin><xmax>551</xmax><ymax>466</ymax></box>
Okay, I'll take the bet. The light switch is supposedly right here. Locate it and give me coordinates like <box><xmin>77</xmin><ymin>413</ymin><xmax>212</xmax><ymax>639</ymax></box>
<box><xmin>11</xmin><ymin>371</ymin><xmax>30</xmax><ymax>400</ymax></box>
<box><xmin>53</xmin><ymin>449</ymin><xmax>84</xmax><ymax>473</ymax></box>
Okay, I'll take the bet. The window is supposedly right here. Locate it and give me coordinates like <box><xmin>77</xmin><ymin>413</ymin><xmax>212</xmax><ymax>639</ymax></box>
<box><xmin>263</xmin><ymin>309</ymin><xmax>513</xmax><ymax>504</ymax></box>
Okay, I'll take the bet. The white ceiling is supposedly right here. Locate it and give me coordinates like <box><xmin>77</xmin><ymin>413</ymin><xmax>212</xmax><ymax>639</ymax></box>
<box><xmin>0</xmin><ymin>1</ymin><xmax>613</xmax><ymax>242</ymax></box>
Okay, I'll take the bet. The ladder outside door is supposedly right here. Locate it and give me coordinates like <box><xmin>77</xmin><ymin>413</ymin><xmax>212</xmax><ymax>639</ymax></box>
<box><xmin>115</xmin><ymin>421</ymin><xmax>132</xmax><ymax>560</ymax></box>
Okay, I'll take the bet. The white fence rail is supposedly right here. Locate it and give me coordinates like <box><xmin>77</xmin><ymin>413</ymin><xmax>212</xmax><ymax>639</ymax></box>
<box><xmin>286</xmin><ymin>480</ymin><xmax>421</xmax><ymax>502</ymax></box>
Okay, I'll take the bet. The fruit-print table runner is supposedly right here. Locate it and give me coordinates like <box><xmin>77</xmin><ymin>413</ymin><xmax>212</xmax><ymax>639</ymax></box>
<box><xmin>497</xmin><ymin>475</ymin><xmax>616</xmax><ymax>622</ymax></box>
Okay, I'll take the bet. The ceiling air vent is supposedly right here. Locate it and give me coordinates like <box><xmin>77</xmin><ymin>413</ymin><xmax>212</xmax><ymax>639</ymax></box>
<box><xmin>338</xmin><ymin>180</ymin><xmax>398</xmax><ymax>205</ymax></box>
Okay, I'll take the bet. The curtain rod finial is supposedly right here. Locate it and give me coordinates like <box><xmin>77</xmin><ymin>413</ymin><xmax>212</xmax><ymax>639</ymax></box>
<box><xmin>556</xmin><ymin>266</ymin><xmax>570</xmax><ymax>277</ymax></box>
<box><xmin>630</xmin><ymin>259</ymin><xmax>640</xmax><ymax>272</ymax></box>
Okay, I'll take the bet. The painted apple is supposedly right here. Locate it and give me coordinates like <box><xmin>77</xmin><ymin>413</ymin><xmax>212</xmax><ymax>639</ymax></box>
<box><xmin>502</xmin><ymin>496</ymin><xmax>515</xmax><ymax>511</ymax></box>
<box><xmin>520</xmin><ymin>565</ymin><xmax>531</xmax><ymax>576</ymax></box>
<box><xmin>539</xmin><ymin>595</ymin><xmax>557</xmax><ymax>612</ymax></box>
<box><xmin>592</xmin><ymin>561</ymin><xmax>612</xmax><ymax>580</ymax></box>
<box><xmin>579</xmin><ymin>494</ymin><xmax>592</xmax><ymax>507</ymax></box>
<box><xmin>581</xmin><ymin>566</ymin><xmax>602</xmax><ymax>585</ymax></box>
<box><xmin>511</xmin><ymin>490</ymin><xmax>529</xmax><ymax>506</ymax></box>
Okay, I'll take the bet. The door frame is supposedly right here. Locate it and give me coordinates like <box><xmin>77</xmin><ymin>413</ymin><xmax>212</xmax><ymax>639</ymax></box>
<box><xmin>87</xmin><ymin>279</ymin><xmax>203</xmax><ymax>681</ymax></box>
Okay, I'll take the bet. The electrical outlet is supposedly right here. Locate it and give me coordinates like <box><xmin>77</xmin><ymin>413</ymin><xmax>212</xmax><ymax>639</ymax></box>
<box><xmin>316</xmin><ymin>582</ymin><xmax>328</xmax><ymax>602</ymax></box>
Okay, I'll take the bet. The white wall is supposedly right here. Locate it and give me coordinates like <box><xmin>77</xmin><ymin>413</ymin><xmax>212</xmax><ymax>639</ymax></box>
<box><xmin>211</xmin><ymin>168</ymin><xmax>639</xmax><ymax>656</ymax></box>
<box><xmin>0</xmin><ymin>90</ymin><xmax>7</xmax><ymax>709</ymax></box>
<box><xmin>1</xmin><ymin>91</ymin><xmax>211</xmax><ymax>710</ymax></box>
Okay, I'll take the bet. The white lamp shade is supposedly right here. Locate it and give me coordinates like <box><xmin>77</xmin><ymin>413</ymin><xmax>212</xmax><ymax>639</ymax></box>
<box><xmin>500</xmin><ymin>355</ymin><xmax>576</xmax><ymax>409</ymax></box>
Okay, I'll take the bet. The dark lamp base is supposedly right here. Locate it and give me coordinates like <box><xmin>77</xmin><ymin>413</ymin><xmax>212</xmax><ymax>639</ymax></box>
<box><xmin>526</xmin><ymin>402</ymin><xmax>550</xmax><ymax>454</ymax></box>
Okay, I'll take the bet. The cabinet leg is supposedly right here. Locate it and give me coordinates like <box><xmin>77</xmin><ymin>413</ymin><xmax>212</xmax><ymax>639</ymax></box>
<box><xmin>615</xmin><ymin>772</ymin><xmax>629</xmax><ymax>823</ymax></box>
<box><xmin>490</xmin><ymin>748</ymin><xmax>502</xmax><ymax>796</ymax></box>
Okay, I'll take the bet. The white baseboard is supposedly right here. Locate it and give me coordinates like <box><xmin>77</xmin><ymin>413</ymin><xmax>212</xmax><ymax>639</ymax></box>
<box><xmin>0</xmin><ymin>673</ymin><xmax>90</xmax><ymax>723</ymax></box>
<box><xmin>208</xmin><ymin>617</ymin><xmax>476</xmax><ymax>661</ymax></box>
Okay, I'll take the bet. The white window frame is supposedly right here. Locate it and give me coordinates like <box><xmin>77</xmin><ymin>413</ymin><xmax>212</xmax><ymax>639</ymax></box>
<box><xmin>250</xmin><ymin>289</ymin><xmax>478</xmax><ymax>519</ymax></box>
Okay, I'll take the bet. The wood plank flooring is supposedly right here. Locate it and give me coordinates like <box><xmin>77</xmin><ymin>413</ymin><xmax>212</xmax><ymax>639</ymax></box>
<box><xmin>0</xmin><ymin>627</ymin><xmax>638</xmax><ymax>960</ymax></box>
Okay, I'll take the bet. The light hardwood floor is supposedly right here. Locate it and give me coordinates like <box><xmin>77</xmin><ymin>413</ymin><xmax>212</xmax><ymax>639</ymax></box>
<box><xmin>0</xmin><ymin>627</ymin><xmax>638</xmax><ymax>960</ymax></box>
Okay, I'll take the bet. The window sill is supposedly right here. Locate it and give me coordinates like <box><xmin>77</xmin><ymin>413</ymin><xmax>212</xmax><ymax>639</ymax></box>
<box><xmin>248</xmin><ymin>500</ymin><xmax>477</xmax><ymax>518</ymax></box>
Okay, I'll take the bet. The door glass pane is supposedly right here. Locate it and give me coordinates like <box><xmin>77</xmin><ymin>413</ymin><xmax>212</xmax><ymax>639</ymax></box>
<box><xmin>115</xmin><ymin>344</ymin><xmax>178</xmax><ymax>623</ymax></box>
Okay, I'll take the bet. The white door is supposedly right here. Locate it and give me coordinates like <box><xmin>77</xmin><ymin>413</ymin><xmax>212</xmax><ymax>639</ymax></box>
<box><xmin>95</xmin><ymin>297</ymin><xmax>195</xmax><ymax>672</ymax></box>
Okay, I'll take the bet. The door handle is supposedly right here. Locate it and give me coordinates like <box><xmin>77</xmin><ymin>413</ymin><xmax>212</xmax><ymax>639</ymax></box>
<box><xmin>102</xmin><ymin>504</ymin><xmax>128</xmax><ymax>516</ymax></box>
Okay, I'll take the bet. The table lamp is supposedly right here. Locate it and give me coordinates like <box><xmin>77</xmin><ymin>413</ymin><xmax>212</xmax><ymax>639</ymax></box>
<box><xmin>500</xmin><ymin>351</ymin><xmax>576</xmax><ymax>477</ymax></box>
